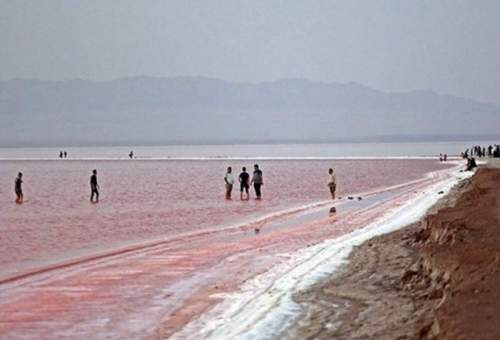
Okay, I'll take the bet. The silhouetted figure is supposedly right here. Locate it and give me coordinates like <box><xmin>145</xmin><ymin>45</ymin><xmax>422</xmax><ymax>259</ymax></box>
<box><xmin>251</xmin><ymin>164</ymin><xmax>263</xmax><ymax>200</ymax></box>
<box><xmin>15</xmin><ymin>172</ymin><xmax>23</xmax><ymax>204</ymax></box>
<box><xmin>90</xmin><ymin>169</ymin><xmax>99</xmax><ymax>203</ymax></box>
<box><xmin>224</xmin><ymin>166</ymin><xmax>234</xmax><ymax>200</ymax></box>
<box><xmin>488</xmin><ymin>145</ymin><xmax>493</xmax><ymax>156</ymax></box>
<box><xmin>59</xmin><ymin>151</ymin><xmax>63</xmax><ymax>159</ymax></box>
<box><xmin>443</xmin><ymin>154</ymin><xmax>447</xmax><ymax>161</ymax></box>
<box><xmin>328</xmin><ymin>168</ymin><xmax>337</xmax><ymax>200</ymax></box>
<box><xmin>494</xmin><ymin>145</ymin><xmax>500</xmax><ymax>158</ymax></box>
<box><xmin>129</xmin><ymin>151</ymin><xmax>134</xmax><ymax>159</ymax></box>
<box><xmin>64</xmin><ymin>151</ymin><xmax>67</xmax><ymax>158</ymax></box>
<box><xmin>466</xmin><ymin>157</ymin><xmax>477</xmax><ymax>171</ymax></box>
<box><xmin>239</xmin><ymin>167</ymin><xmax>250</xmax><ymax>200</ymax></box>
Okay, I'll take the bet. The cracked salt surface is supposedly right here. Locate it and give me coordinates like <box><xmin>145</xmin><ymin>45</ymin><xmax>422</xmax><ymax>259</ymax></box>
<box><xmin>172</xmin><ymin>167</ymin><xmax>472</xmax><ymax>340</ymax></box>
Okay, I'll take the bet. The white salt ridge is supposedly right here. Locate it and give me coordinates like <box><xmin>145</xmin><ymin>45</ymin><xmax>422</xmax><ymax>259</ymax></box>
<box><xmin>172</xmin><ymin>167</ymin><xmax>472</xmax><ymax>340</ymax></box>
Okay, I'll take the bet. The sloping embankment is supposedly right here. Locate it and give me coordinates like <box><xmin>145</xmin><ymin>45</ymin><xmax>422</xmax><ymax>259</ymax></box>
<box><xmin>289</xmin><ymin>164</ymin><xmax>500</xmax><ymax>339</ymax></box>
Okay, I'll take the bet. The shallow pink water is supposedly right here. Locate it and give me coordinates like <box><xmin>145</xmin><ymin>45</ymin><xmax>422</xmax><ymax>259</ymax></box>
<box><xmin>0</xmin><ymin>159</ymin><xmax>450</xmax><ymax>278</ymax></box>
<box><xmin>0</xmin><ymin>159</ymin><xmax>458</xmax><ymax>339</ymax></box>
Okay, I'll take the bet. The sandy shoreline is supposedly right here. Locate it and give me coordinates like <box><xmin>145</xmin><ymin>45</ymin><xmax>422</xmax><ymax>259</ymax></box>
<box><xmin>288</xmin><ymin>160</ymin><xmax>500</xmax><ymax>339</ymax></box>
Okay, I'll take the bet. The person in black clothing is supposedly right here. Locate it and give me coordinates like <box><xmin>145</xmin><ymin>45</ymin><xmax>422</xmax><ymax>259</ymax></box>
<box><xmin>251</xmin><ymin>164</ymin><xmax>263</xmax><ymax>200</ymax></box>
<box><xmin>466</xmin><ymin>157</ymin><xmax>477</xmax><ymax>171</ymax></box>
<box><xmin>15</xmin><ymin>172</ymin><xmax>23</xmax><ymax>204</ymax></box>
<box><xmin>90</xmin><ymin>169</ymin><xmax>99</xmax><ymax>203</ymax></box>
<box><xmin>239</xmin><ymin>167</ymin><xmax>250</xmax><ymax>200</ymax></box>
<box><xmin>129</xmin><ymin>151</ymin><xmax>134</xmax><ymax>159</ymax></box>
<box><xmin>64</xmin><ymin>151</ymin><xmax>67</xmax><ymax>158</ymax></box>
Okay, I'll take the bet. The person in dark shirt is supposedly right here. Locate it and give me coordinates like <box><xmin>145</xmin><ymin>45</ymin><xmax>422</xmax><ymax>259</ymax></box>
<box><xmin>15</xmin><ymin>172</ymin><xmax>23</xmax><ymax>204</ymax></box>
<box><xmin>239</xmin><ymin>167</ymin><xmax>250</xmax><ymax>200</ymax></box>
<box><xmin>251</xmin><ymin>164</ymin><xmax>263</xmax><ymax>200</ymax></box>
<box><xmin>90</xmin><ymin>169</ymin><xmax>99</xmax><ymax>203</ymax></box>
<box><xmin>129</xmin><ymin>151</ymin><xmax>134</xmax><ymax>159</ymax></box>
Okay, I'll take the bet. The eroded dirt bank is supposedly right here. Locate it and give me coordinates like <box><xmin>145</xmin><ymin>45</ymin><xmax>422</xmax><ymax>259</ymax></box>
<box><xmin>288</xmin><ymin>164</ymin><xmax>500</xmax><ymax>339</ymax></box>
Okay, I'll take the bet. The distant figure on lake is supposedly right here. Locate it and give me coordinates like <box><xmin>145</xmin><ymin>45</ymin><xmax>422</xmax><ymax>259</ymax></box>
<box><xmin>239</xmin><ymin>167</ymin><xmax>250</xmax><ymax>200</ymax></box>
<box><xmin>251</xmin><ymin>164</ymin><xmax>263</xmax><ymax>200</ymax></box>
<box><xmin>328</xmin><ymin>168</ymin><xmax>337</xmax><ymax>200</ymax></box>
<box><xmin>488</xmin><ymin>145</ymin><xmax>493</xmax><ymax>156</ymax></box>
<box><xmin>444</xmin><ymin>154</ymin><xmax>447</xmax><ymax>161</ymax></box>
<box><xmin>59</xmin><ymin>151</ymin><xmax>63</xmax><ymax>159</ymax></box>
<box><xmin>90</xmin><ymin>169</ymin><xmax>99</xmax><ymax>203</ymax></box>
<box><xmin>439</xmin><ymin>153</ymin><xmax>443</xmax><ymax>162</ymax></box>
<box><xmin>129</xmin><ymin>151</ymin><xmax>134</xmax><ymax>159</ymax></box>
<box><xmin>64</xmin><ymin>151</ymin><xmax>67</xmax><ymax>158</ymax></box>
<box><xmin>15</xmin><ymin>172</ymin><xmax>23</xmax><ymax>204</ymax></box>
<box><xmin>224</xmin><ymin>166</ymin><xmax>234</xmax><ymax>200</ymax></box>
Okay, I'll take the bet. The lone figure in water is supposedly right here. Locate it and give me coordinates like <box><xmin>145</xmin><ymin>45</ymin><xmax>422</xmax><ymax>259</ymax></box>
<box><xmin>251</xmin><ymin>164</ymin><xmax>263</xmax><ymax>200</ymax></box>
<box><xmin>224</xmin><ymin>166</ymin><xmax>234</xmax><ymax>200</ymax></box>
<box><xmin>15</xmin><ymin>172</ymin><xmax>23</xmax><ymax>204</ymax></box>
<box><xmin>239</xmin><ymin>167</ymin><xmax>250</xmax><ymax>200</ymax></box>
<box><xmin>129</xmin><ymin>151</ymin><xmax>134</xmax><ymax>159</ymax></box>
<box><xmin>90</xmin><ymin>169</ymin><xmax>99</xmax><ymax>203</ymax></box>
<box><xmin>328</xmin><ymin>168</ymin><xmax>337</xmax><ymax>200</ymax></box>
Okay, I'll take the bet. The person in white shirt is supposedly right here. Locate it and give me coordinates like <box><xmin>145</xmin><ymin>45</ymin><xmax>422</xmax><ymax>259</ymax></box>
<box><xmin>328</xmin><ymin>168</ymin><xmax>337</xmax><ymax>200</ymax></box>
<box><xmin>224</xmin><ymin>166</ymin><xmax>235</xmax><ymax>199</ymax></box>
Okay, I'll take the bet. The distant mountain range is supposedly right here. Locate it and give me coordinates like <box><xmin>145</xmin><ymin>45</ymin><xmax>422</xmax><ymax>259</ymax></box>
<box><xmin>1</xmin><ymin>76</ymin><xmax>499</xmax><ymax>146</ymax></box>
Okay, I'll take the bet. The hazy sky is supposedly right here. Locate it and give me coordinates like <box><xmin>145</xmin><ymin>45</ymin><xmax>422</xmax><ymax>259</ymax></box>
<box><xmin>1</xmin><ymin>0</ymin><xmax>500</xmax><ymax>104</ymax></box>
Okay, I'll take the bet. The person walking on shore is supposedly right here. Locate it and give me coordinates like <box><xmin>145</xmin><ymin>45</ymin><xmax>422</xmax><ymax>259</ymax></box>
<box><xmin>328</xmin><ymin>168</ymin><xmax>337</xmax><ymax>200</ymax></box>
<box><xmin>251</xmin><ymin>164</ymin><xmax>263</xmax><ymax>200</ymax></box>
<box><xmin>90</xmin><ymin>169</ymin><xmax>100</xmax><ymax>203</ymax></box>
<box><xmin>15</xmin><ymin>172</ymin><xmax>23</xmax><ymax>204</ymax></box>
<box><xmin>224</xmin><ymin>166</ymin><xmax>234</xmax><ymax>200</ymax></box>
<box><xmin>239</xmin><ymin>167</ymin><xmax>250</xmax><ymax>200</ymax></box>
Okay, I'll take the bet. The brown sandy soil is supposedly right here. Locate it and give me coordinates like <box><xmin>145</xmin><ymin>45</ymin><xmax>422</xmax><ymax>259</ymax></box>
<box><xmin>288</xmin><ymin>163</ymin><xmax>500</xmax><ymax>340</ymax></box>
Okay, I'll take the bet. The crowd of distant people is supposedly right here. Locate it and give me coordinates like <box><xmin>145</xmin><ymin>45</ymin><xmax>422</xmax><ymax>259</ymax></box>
<box><xmin>460</xmin><ymin>144</ymin><xmax>500</xmax><ymax>171</ymax></box>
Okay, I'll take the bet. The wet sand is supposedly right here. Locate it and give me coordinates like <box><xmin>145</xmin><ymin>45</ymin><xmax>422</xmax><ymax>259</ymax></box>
<box><xmin>290</xmin><ymin>160</ymin><xmax>500</xmax><ymax>339</ymax></box>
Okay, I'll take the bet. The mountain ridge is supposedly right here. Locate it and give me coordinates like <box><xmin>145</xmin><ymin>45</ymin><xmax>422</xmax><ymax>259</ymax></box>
<box><xmin>1</xmin><ymin>76</ymin><xmax>499</xmax><ymax>146</ymax></box>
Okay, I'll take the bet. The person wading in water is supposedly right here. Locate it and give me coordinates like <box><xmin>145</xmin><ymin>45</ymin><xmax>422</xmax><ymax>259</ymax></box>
<box><xmin>251</xmin><ymin>164</ymin><xmax>263</xmax><ymax>200</ymax></box>
<box><xmin>90</xmin><ymin>169</ymin><xmax>100</xmax><ymax>203</ymax></box>
<box><xmin>224</xmin><ymin>166</ymin><xmax>234</xmax><ymax>200</ymax></box>
<box><xmin>15</xmin><ymin>172</ymin><xmax>23</xmax><ymax>204</ymax></box>
<box><xmin>239</xmin><ymin>167</ymin><xmax>250</xmax><ymax>200</ymax></box>
<box><xmin>328</xmin><ymin>168</ymin><xmax>337</xmax><ymax>200</ymax></box>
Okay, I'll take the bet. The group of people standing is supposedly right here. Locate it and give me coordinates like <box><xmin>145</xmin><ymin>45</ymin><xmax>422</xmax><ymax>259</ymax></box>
<box><xmin>59</xmin><ymin>151</ymin><xmax>68</xmax><ymax>159</ymax></box>
<box><xmin>462</xmin><ymin>144</ymin><xmax>500</xmax><ymax>158</ymax></box>
<box><xmin>222</xmin><ymin>165</ymin><xmax>337</xmax><ymax>201</ymax></box>
<box><xmin>224</xmin><ymin>164</ymin><xmax>264</xmax><ymax>200</ymax></box>
<box><xmin>14</xmin><ymin>165</ymin><xmax>338</xmax><ymax>205</ymax></box>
